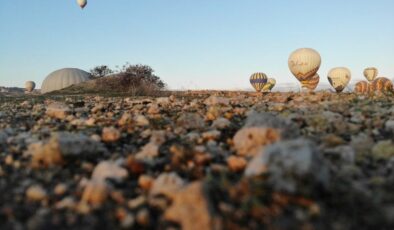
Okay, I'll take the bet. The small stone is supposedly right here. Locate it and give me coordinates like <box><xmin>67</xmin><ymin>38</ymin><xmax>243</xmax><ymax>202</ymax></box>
<box><xmin>177</xmin><ymin>113</ymin><xmax>205</xmax><ymax>130</ymax></box>
<box><xmin>372</xmin><ymin>140</ymin><xmax>394</xmax><ymax>160</ymax></box>
<box><xmin>81</xmin><ymin>180</ymin><xmax>108</xmax><ymax>206</ymax></box>
<box><xmin>147</xmin><ymin>103</ymin><xmax>160</xmax><ymax>114</ymax></box>
<box><xmin>245</xmin><ymin>139</ymin><xmax>330</xmax><ymax>193</ymax></box>
<box><xmin>136</xmin><ymin>209</ymin><xmax>150</xmax><ymax>227</ymax></box>
<box><xmin>138</xmin><ymin>175</ymin><xmax>154</xmax><ymax>191</ymax></box>
<box><xmin>46</xmin><ymin>102</ymin><xmax>70</xmax><ymax>119</ymax></box>
<box><xmin>202</xmin><ymin>130</ymin><xmax>221</xmax><ymax>141</ymax></box>
<box><xmin>54</xmin><ymin>183</ymin><xmax>68</xmax><ymax>196</ymax></box>
<box><xmin>135</xmin><ymin>115</ymin><xmax>150</xmax><ymax>126</ymax></box>
<box><xmin>26</xmin><ymin>185</ymin><xmax>47</xmax><ymax>202</ymax></box>
<box><xmin>150</xmin><ymin>173</ymin><xmax>185</xmax><ymax>198</ymax></box>
<box><xmin>55</xmin><ymin>197</ymin><xmax>76</xmax><ymax>210</ymax></box>
<box><xmin>321</xmin><ymin>134</ymin><xmax>346</xmax><ymax>147</ymax></box>
<box><xmin>102</xmin><ymin>127</ymin><xmax>121</xmax><ymax>143</ymax></box>
<box><xmin>227</xmin><ymin>156</ymin><xmax>247</xmax><ymax>172</ymax></box>
<box><xmin>135</xmin><ymin>131</ymin><xmax>166</xmax><ymax>160</ymax></box>
<box><xmin>245</xmin><ymin>112</ymin><xmax>300</xmax><ymax>139</ymax></box>
<box><xmin>211</xmin><ymin>117</ymin><xmax>231</xmax><ymax>129</ymax></box>
<box><xmin>128</xmin><ymin>196</ymin><xmax>146</xmax><ymax>209</ymax></box>
<box><xmin>28</xmin><ymin>132</ymin><xmax>107</xmax><ymax>168</ymax></box>
<box><xmin>233</xmin><ymin>127</ymin><xmax>280</xmax><ymax>157</ymax></box>
<box><xmin>164</xmin><ymin>182</ymin><xmax>214</xmax><ymax>230</ymax></box>
<box><xmin>118</xmin><ymin>113</ymin><xmax>133</xmax><ymax>126</ymax></box>
<box><xmin>204</xmin><ymin>95</ymin><xmax>230</xmax><ymax>106</ymax></box>
<box><xmin>92</xmin><ymin>161</ymin><xmax>128</xmax><ymax>183</ymax></box>
<box><xmin>385</xmin><ymin>120</ymin><xmax>394</xmax><ymax>132</ymax></box>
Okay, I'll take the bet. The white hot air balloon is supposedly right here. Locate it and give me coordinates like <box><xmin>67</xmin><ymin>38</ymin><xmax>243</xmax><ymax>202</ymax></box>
<box><xmin>25</xmin><ymin>81</ymin><xmax>36</xmax><ymax>92</ymax></box>
<box><xmin>327</xmin><ymin>67</ymin><xmax>351</xmax><ymax>93</ymax></box>
<box><xmin>77</xmin><ymin>0</ymin><xmax>87</xmax><ymax>9</ymax></box>
<box><xmin>363</xmin><ymin>67</ymin><xmax>378</xmax><ymax>82</ymax></box>
<box><xmin>41</xmin><ymin>68</ymin><xmax>91</xmax><ymax>94</ymax></box>
<box><xmin>288</xmin><ymin>48</ymin><xmax>321</xmax><ymax>82</ymax></box>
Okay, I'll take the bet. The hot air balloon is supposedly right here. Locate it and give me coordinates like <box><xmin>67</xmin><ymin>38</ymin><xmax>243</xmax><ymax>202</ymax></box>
<box><xmin>288</xmin><ymin>48</ymin><xmax>321</xmax><ymax>82</ymax></box>
<box><xmin>363</xmin><ymin>67</ymin><xmax>378</xmax><ymax>82</ymax></box>
<box><xmin>370</xmin><ymin>77</ymin><xmax>393</xmax><ymax>93</ymax></box>
<box><xmin>300</xmin><ymin>74</ymin><xmax>320</xmax><ymax>91</ymax></box>
<box><xmin>354</xmin><ymin>81</ymin><xmax>370</xmax><ymax>94</ymax></box>
<box><xmin>261</xmin><ymin>78</ymin><xmax>276</xmax><ymax>92</ymax></box>
<box><xmin>77</xmin><ymin>0</ymin><xmax>87</xmax><ymax>9</ymax></box>
<box><xmin>25</xmin><ymin>81</ymin><xmax>36</xmax><ymax>92</ymax></box>
<box><xmin>250</xmin><ymin>72</ymin><xmax>268</xmax><ymax>92</ymax></box>
<box><xmin>41</xmin><ymin>68</ymin><xmax>91</xmax><ymax>94</ymax></box>
<box><xmin>327</xmin><ymin>67</ymin><xmax>351</xmax><ymax>93</ymax></box>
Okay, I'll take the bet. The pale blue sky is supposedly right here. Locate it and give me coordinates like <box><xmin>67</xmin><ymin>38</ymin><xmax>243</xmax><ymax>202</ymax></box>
<box><xmin>1</xmin><ymin>0</ymin><xmax>393</xmax><ymax>90</ymax></box>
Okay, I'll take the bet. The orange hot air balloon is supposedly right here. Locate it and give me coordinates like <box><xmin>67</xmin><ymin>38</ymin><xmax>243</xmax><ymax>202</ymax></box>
<box><xmin>77</xmin><ymin>0</ymin><xmax>87</xmax><ymax>9</ymax></box>
<box><xmin>371</xmin><ymin>77</ymin><xmax>393</xmax><ymax>93</ymax></box>
<box><xmin>300</xmin><ymin>74</ymin><xmax>320</xmax><ymax>91</ymax></box>
<box><xmin>354</xmin><ymin>81</ymin><xmax>370</xmax><ymax>94</ymax></box>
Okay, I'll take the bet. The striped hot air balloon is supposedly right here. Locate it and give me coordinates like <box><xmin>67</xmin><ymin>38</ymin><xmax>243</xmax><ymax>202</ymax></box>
<box><xmin>288</xmin><ymin>48</ymin><xmax>321</xmax><ymax>82</ymax></box>
<box><xmin>327</xmin><ymin>67</ymin><xmax>351</xmax><ymax>93</ymax></box>
<box><xmin>300</xmin><ymin>74</ymin><xmax>320</xmax><ymax>91</ymax></box>
<box><xmin>370</xmin><ymin>77</ymin><xmax>393</xmax><ymax>93</ymax></box>
<box><xmin>354</xmin><ymin>81</ymin><xmax>370</xmax><ymax>94</ymax></box>
<box><xmin>250</xmin><ymin>72</ymin><xmax>268</xmax><ymax>92</ymax></box>
<box><xmin>261</xmin><ymin>78</ymin><xmax>276</xmax><ymax>92</ymax></box>
<box><xmin>77</xmin><ymin>0</ymin><xmax>87</xmax><ymax>9</ymax></box>
<box><xmin>363</xmin><ymin>67</ymin><xmax>378</xmax><ymax>82</ymax></box>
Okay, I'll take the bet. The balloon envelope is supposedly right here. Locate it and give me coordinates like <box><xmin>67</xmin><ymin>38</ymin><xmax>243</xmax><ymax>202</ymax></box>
<box><xmin>354</xmin><ymin>81</ymin><xmax>369</xmax><ymax>94</ymax></box>
<box><xmin>371</xmin><ymin>77</ymin><xmax>393</xmax><ymax>93</ymax></box>
<box><xmin>288</xmin><ymin>48</ymin><xmax>321</xmax><ymax>82</ymax></box>
<box><xmin>41</xmin><ymin>68</ymin><xmax>91</xmax><ymax>94</ymax></box>
<box><xmin>363</xmin><ymin>67</ymin><xmax>378</xmax><ymax>82</ymax></box>
<box><xmin>25</xmin><ymin>81</ymin><xmax>36</xmax><ymax>92</ymax></box>
<box><xmin>77</xmin><ymin>0</ymin><xmax>87</xmax><ymax>9</ymax></box>
<box><xmin>250</xmin><ymin>73</ymin><xmax>268</xmax><ymax>92</ymax></box>
<box><xmin>262</xmin><ymin>78</ymin><xmax>276</xmax><ymax>92</ymax></box>
<box><xmin>300</xmin><ymin>74</ymin><xmax>320</xmax><ymax>91</ymax></box>
<box><xmin>327</xmin><ymin>67</ymin><xmax>351</xmax><ymax>93</ymax></box>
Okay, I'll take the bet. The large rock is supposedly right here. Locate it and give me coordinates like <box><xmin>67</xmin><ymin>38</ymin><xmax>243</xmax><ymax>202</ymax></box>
<box><xmin>244</xmin><ymin>112</ymin><xmax>300</xmax><ymax>139</ymax></box>
<box><xmin>204</xmin><ymin>96</ymin><xmax>230</xmax><ymax>106</ymax></box>
<box><xmin>245</xmin><ymin>139</ymin><xmax>330</xmax><ymax>193</ymax></box>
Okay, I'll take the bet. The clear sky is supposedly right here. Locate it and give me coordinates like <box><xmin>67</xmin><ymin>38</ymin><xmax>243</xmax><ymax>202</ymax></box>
<box><xmin>1</xmin><ymin>0</ymin><xmax>393</xmax><ymax>90</ymax></box>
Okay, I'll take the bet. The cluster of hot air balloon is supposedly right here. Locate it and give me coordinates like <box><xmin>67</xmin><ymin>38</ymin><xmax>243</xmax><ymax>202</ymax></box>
<box><xmin>354</xmin><ymin>68</ymin><xmax>393</xmax><ymax>94</ymax></box>
<box><xmin>250</xmin><ymin>48</ymin><xmax>393</xmax><ymax>94</ymax></box>
<box><xmin>249</xmin><ymin>73</ymin><xmax>276</xmax><ymax>93</ymax></box>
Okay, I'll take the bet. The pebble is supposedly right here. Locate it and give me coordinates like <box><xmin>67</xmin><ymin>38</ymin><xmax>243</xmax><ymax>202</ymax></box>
<box><xmin>46</xmin><ymin>102</ymin><xmax>70</xmax><ymax>120</ymax></box>
<box><xmin>26</xmin><ymin>185</ymin><xmax>47</xmax><ymax>202</ymax></box>
<box><xmin>164</xmin><ymin>182</ymin><xmax>214</xmax><ymax>230</ymax></box>
<box><xmin>92</xmin><ymin>161</ymin><xmax>128</xmax><ymax>182</ymax></box>
<box><xmin>245</xmin><ymin>139</ymin><xmax>330</xmax><ymax>193</ymax></box>
<box><xmin>101</xmin><ymin>127</ymin><xmax>121</xmax><ymax>142</ymax></box>
<box><xmin>233</xmin><ymin>127</ymin><xmax>280</xmax><ymax>157</ymax></box>
<box><xmin>227</xmin><ymin>156</ymin><xmax>247</xmax><ymax>172</ymax></box>
<box><xmin>150</xmin><ymin>172</ymin><xmax>185</xmax><ymax>198</ymax></box>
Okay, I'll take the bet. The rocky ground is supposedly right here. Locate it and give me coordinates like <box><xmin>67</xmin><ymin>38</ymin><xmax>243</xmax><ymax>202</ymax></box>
<box><xmin>0</xmin><ymin>91</ymin><xmax>393</xmax><ymax>230</ymax></box>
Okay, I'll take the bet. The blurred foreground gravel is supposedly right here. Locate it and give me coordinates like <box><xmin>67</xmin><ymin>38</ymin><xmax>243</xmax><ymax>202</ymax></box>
<box><xmin>0</xmin><ymin>91</ymin><xmax>393</xmax><ymax>229</ymax></box>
